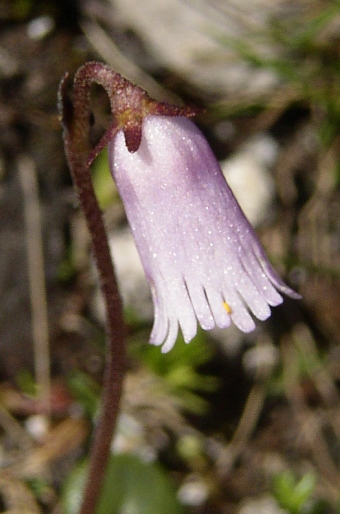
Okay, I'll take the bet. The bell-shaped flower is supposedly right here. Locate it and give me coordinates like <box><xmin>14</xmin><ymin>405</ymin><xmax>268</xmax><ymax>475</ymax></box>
<box><xmin>108</xmin><ymin>115</ymin><xmax>300</xmax><ymax>353</ymax></box>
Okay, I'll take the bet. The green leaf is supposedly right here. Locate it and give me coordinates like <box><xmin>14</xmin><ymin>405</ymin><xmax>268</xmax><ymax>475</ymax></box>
<box><xmin>294</xmin><ymin>473</ymin><xmax>316</xmax><ymax>509</ymax></box>
<box><xmin>62</xmin><ymin>460</ymin><xmax>87</xmax><ymax>514</ymax></box>
<box><xmin>98</xmin><ymin>453</ymin><xmax>184</xmax><ymax>514</ymax></box>
<box><xmin>62</xmin><ymin>454</ymin><xmax>184</xmax><ymax>514</ymax></box>
<box><xmin>273</xmin><ymin>471</ymin><xmax>316</xmax><ymax>513</ymax></box>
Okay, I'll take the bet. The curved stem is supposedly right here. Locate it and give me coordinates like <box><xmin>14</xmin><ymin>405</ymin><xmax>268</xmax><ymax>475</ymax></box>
<box><xmin>58</xmin><ymin>69</ymin><xmax>126</xmax><ymax>514</ymax></box>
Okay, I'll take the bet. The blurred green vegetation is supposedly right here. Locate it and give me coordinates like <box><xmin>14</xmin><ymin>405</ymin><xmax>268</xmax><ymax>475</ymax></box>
<box><xmin>211</xmin><ymin>1</ymin><xmax>340</xmax><ymax>152</ymax></box>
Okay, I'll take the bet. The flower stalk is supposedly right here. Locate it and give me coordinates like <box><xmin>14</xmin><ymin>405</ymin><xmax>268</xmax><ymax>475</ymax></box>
<box><xmin>58</xmin><ymin>64</ymin><xmax>128</xmax><ymax>514</ymax></box>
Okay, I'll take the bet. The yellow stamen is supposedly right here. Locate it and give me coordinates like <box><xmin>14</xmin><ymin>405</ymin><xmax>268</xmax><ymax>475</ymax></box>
<box><xmin>223</xmin><ymin>301</ymin><xmax>232</xmax><ymax>314</ymax></box>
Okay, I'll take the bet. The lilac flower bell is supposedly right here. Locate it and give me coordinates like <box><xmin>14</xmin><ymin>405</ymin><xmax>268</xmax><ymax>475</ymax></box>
<box><xmin>108</xmin><ymin>114</ymin><xmax>300</xmax><ymax>353</ymax></box>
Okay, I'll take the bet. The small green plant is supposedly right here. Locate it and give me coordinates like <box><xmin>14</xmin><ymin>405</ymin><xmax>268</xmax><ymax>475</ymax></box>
<box><xmin>130</xmin><ymin>330</ymin><xmax>220</xmax><ymax>415</ymax></box>
<box><xmin>272</xmin><ymin>471</ymin><xmax>329</xmax><ymax>514</ymax></box>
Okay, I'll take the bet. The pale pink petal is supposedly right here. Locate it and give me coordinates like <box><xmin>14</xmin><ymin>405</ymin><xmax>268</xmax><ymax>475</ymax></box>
<box><xmin>109</xmin><ymin>115</ymin><xmax>300</xmax><ymax>352</ymax></box>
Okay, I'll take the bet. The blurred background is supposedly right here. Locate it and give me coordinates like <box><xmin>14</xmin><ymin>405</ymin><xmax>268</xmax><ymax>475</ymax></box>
<box><xmin>0</xmin><ymin>0</ymin><xmax>339</xmax><ymax>512</ymax></box>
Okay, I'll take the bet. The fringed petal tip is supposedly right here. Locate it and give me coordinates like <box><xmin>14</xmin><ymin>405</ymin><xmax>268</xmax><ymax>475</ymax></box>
<box><xmin>280</xmin><ymin>284</ymin><xmax>302</xmax><ymax>301</ymax></box>
<box><xmin>255</xmin><ymin>246</ymin><xmax>302</xmax><ymax>302</ymax></box>
<box><xmin>149</xmin><ymin>321</ymin><xmax>179</xmax><ymax>354</ymax></box>
<box><xmin>148</xmin><ymin>280</ymin><xmax>300</xmax><ymax>352</ymax></box>
<box><xmin>268</xmin><ymin>275</ymin><xmax>302</xmax><ymax>303</ymax></box>
<box><xmin>150</xmin><ymin>315</ymin><xmax>199</xmax><ymax>353</ymax></box>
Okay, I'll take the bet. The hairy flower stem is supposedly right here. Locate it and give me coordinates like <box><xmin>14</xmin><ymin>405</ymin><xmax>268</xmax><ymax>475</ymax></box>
<box><xmin>58</xmin><ymin>65</ymin><xmax>127</xmax><ymax>514</ymax></box>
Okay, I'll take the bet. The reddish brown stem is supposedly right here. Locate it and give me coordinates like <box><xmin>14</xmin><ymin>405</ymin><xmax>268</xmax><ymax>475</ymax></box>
<box><xmin>58</xmin><ymin>61</ymin><xmax>198</xmax><ymax>512</ymax></box>
<box><xmin>58</xmin><ymin>67</ymin><xmax>126</xmax><ymax>514</ymax></box>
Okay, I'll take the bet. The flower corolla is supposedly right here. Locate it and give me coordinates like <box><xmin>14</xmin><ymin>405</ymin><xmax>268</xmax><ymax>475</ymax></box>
<box><xmin>109</xmin><ymin>114</ymin><xmax>300</xmax><ymax>352</ymax></box>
